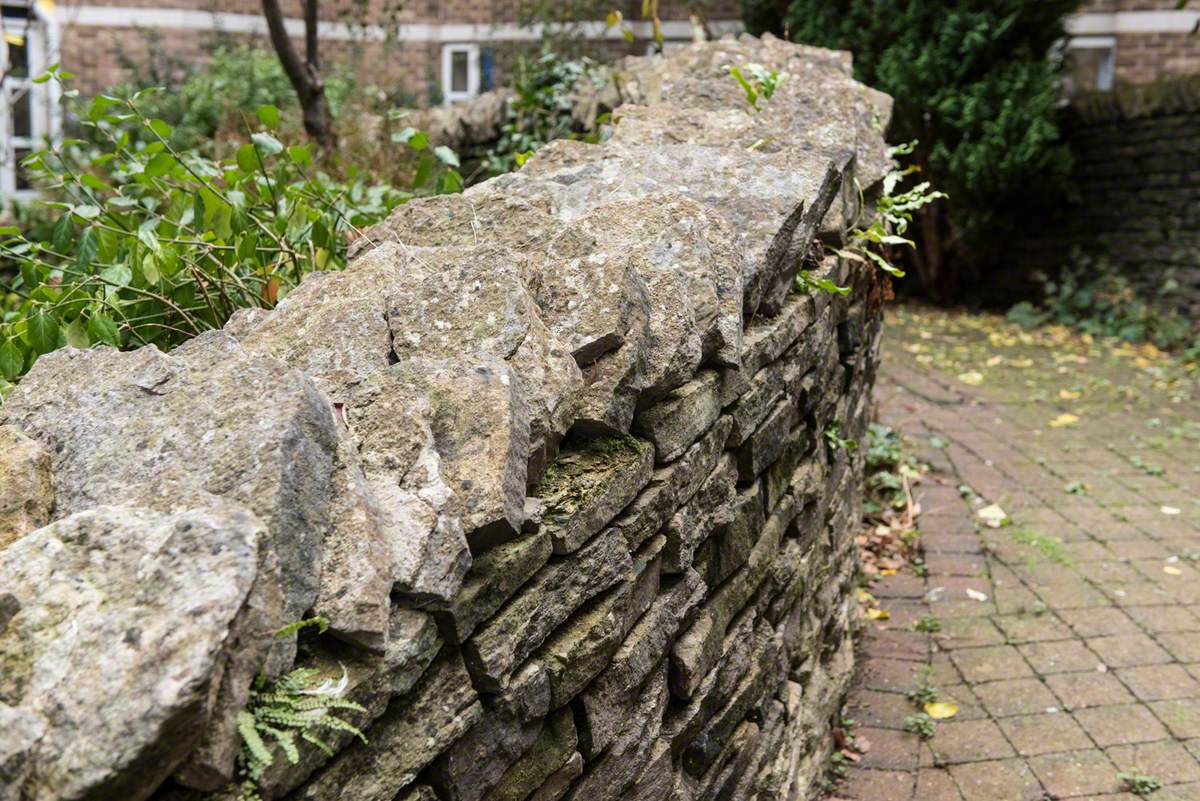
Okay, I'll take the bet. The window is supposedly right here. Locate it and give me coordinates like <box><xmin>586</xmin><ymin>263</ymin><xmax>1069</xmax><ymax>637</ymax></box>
<box><xmin>441</xmin><ymin>43</ymin><xmax>480</xmax><ymax>104</ymax></box>
<box><xmin>1</xmin><ymin>1</ymin><xmax>58</xmax><ymax>202</ymax></box>
<box><xmin>1065</xmin><ymin>36</ymin><xmax>1116</xmax><ymax>95</ymax></box>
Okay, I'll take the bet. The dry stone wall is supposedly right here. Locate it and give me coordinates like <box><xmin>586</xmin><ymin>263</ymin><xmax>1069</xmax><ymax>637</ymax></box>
<box><xmin>0</xmin><ymin>34</ymin><xmax>891</xmax><ymax>801</ymax></box>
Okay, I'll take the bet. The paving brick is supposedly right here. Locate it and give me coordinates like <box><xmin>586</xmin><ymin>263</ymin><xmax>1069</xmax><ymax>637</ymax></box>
<box><xmin>927</xmin><ymin>719</ymin><xmax>1015</xmax><ymax>765</ymax></box>
<box><xmin>951</xmin><ymin>645</ymin><xmax>1034</xmax><ymax>684</ymax></box>
<box><xmin>843</xmin><ymin>767</ymin><xmax>914</xmax><ymax>801</ymax></box>
<box><xmin>1124</xmin><ymin>604</ymin><xmax>1200</xmax><ymax>634</ymax></box>
<box><xmin>846</xmin><ymin>689</ymin><xmax>924</xmax><ymax>730</ymax></box>
<box><xmin>936</xmin><ymin>617</ymin><xmax>1006</xmax><ymax>650</ymax></box>
<box><xmin>1027</xmin><ymin>749</ymin><xmax>1124</xmax><ymax>798</ymax></box>
<box><xmin>1046</xmin><ymin>672</ymin><xmax>1136</xmax><ymax>710</ymax></box>
<box><xmin>991</xmin><ymin>612</ymin><xmax>1074</xmax><ymax>644</ymax></box>
<box><xmin>1148</xmin><ymin>699</ymin><xmax>1200</xmax><ymax>739</ymax></box>
<box><xmin>1116</xmin><ymin>664</ymin><xmax>1200</xmax><ymax>701</ymax></box>
<box><xmin>972</xmin><ymin>678</ymin><xmax>1059</xmax><ymax>718</ymax></box>
<box><xmin>948</xmin><ymin>759</ymin><xmax>1043</xmax><ymax>801</ymax></box>
<box><xmin>1019</xmin><ymin>640</ymin><xmax>1104</xmax><ymax>674</ymax></box>
<box><xmin>1086</xmin><ymin>634</ymin><xmax>1173</xmax><ymax>668</ymax></box>
<box><xmin>1108</xmin><ymin>740</ymin><xmax>1200</xmax><ymax>784</ymax></box>
<box><xmin>999</xmin><ymin>712</ymin><xmax>1092</xmax><ymax>756</ymax></box>
<box><xmin>1073</xmin><ymin>704</ymin><xmax>1171</xmax><ymax>746</ymax></box>
<box><xmin>857</xmin><ymin>726</ymin><xmax>923</xmax><ymax>772</ymax></box>
<box><xmin>915</xmin><ymin>767</ymin><xmax>963</xmax><ymax>800</ymax></box>
<box><xmin>1057</xmin><ymin>607</ymin><xmax>1141</xmax><ymax>638</ymax></box>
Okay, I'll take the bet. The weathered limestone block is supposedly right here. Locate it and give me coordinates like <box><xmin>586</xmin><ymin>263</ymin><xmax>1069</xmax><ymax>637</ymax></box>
<box><xmin>341</xmin><ymin>365</ymin><xmax>471</xmax><ymax>605</ymax></box>
<box><xmin>254</xmin><ymin>609</ymin><xmax>442</xmax><ymax>799</ymax></box>
<box><xmin>663</xmin><ymin>608</ymin><xmax>764</xmax><ymax>759</ymax></box>
<box><xmin>742</xmin><ymin>293</ymin><xmax>817</xmax><ymax>376</ymax></box>
<box><xmin>662</xmin><ymin>453</ymin><xmax>738</xmax><ymax>573</ymax></box>
<box><xmin>0</xmin><ymin>426</ymin><xmax>52</xmax><ymax>549</ymax></box>
<box><xmin>578</xmin><ymin>569</ymin><xmax>706</xmax><ymax>756</ymax></box>
<box><xmin>536</xmin><ymin>581</ymin><xmax>631</xmax><ymax>709</ymax></box>
<box><xmin>611</xmin><ymin>416</ymin><xmax>732</xmax><ymax>550</ymax></box>
<box><xmin>604</xmin><ymin>33</ymin><xmax>893</xmax><ymax>189</ymax></box>
<box><xmin>670</xmin><ymin>497</ymin><xmax>795</xmax><ymax>700</ymax></box>
<box><xmin>736</xmin><ymin>400</ymin><xmax>801</xmax><ymax>482</ymax></box>
<box><xmin>0</xmin><ymin>505</ymin><xmax>280</xmax><ymax>801</ymax></box>
<box><xmin>562</xmin><ymin>663</ymin><xmax>670</xmax><ymax>801</ymax></box>
<box><xmin>571</xmin><ymin>194</ymin><xmax>744</xmax><ymax>386</ymax></box>
<box><xmin>379</xmin><ymin>357</ymin><xmax>530</xmax><ymax>549</ymax></box>
<box><xmin>428</xmin><ymin>702</ymin><xmax>542</xmax><ymax>801</ymax></box>
<box><xmin>463</xmin><ymin>527</ymin><xmax>632</xmax><ymax>691</ymax></box>
<box><xmin>692</xmin><ymin>485</ymin><xmax>765</xmax><ymax>593</ymax></box>
<box><xmin>681</xmin><ymin>624</ymin><xmax>787</xmax><ymax>778</ymax></box>
<box><xmin>0</xmin><ymin>334</ymin><xmax>335</xmax><ymax>645</ymax></box>
<box><xmin>394</xmin><ymin>786</ymin><xmax>439</xmax><ymax>801</ymax></box>
<box><xmin>489</xmin><ymin>708</ymin><xmax>579</xmax><ymax>801</ymax></box>
<box><xmin>292</xmin><ymin>649</ymin><xmax>482</xmax><ymax>801</ymax></box>
<box><xmin>521</xmin><ymin>138</ymin><xmax>831</xmax><ymax>318</ymax></box>
<box><xmin>763</xmin><ymin>429</ymin><xmax>818</xmax><ymax>516</ymax></box>
<box><xmin>537</xmin><ymin>435</ymin><xmax>654</xmax><ymax>554</ymax></box>
<box><xmin>621</xmin><ymin>739</ymin><xmax>674</xmax><ymax>801</ymax></box>
<box><xmin>315</xmin><ymin>437</ymin><xmax>397</xmax><ymax>652</ymax></box>
<box><xmin>528</xmin><ymin>751</ymin><xmax>584</xmax><ymax>801</ymax></box>
<box><xmin>432</xmin><ymin>531</ymin><xmax>553</xmax><ymax>645</ymax></box>
<box><xmin>385</xmin><ymin>245</ymin><xmax>583</xmax><ymax>478</ymax></box>
<box><xmin>625</xmin><ymin>534</ymin><xmax>666</xmax><ymax>633</ymax></box>
<box><xmin>631</xmin><ymin>370</ymin><xmax>723</xmax><ymax>463</ymax></box>
<box><xmin>682</xmin><ymin>719</ymin><xmax>760</xmax><ymax>801</ymax></box>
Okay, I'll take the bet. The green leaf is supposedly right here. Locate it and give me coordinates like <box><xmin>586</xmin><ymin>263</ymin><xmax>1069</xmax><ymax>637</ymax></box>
<box><xmin>251</xmin><ymin>132</ymin><xmax>284</xmax><ymax>156</ymax></box>
<box><xmin>64</xmin><ymin>318</ymin><xmax>90</xmax><ymax>348</ymax></box>
<box><xmin>25</xmin><ymin>311</ymin><xmax>60</xmax><ymax>355</ymax></box>
<box><xmin>437</xmin><ymin>169</ymin><xmax>464</xmax><ymax>195</ymax></box>
<box><xmin>433</xmin><ymin>145</ymin><xmax>461</xmax><ymax>168</ymax></box>
<box><xmin>88</xmin><ymin>94</ymin><xmax>121</xmax><ymax>122</ymax></box>
<box><xmin>100</xmin><ymin>264</ymin><xmax>132</xmax><ymax>287</ymax></box>
<box><xmin>0</xmin><ymin>339</ymin><xmax>24</xmax><ymax>380</ymax></box>
<box><xmin>80</xmin><ymin>173</ymin><xmax>109</xmax><ymax>192</ymax></box>
<box><xmin>87</xmin><ymin>313</ymin><xmax>121</xmax><ymax>347</ymax></box>
<box><xmin>141</xmin><ymin>252</ymin><xmax>160</xmax><ymax>284</ymax></box>
<box><xmin>236</xmin><ymin>144</ymin><xmax>262</xmax><ymax>173</ymax></box>
<box><xmin>144</xmin><ymin>151</ymin><xmax>175</xmax><ymax>178</ymax></box>
<box><xmin>148</xmin><ymin>118</ymin><xmax>173</xmax><ymax>139</ymax></box>
<box><xmin>51</xmin><ymin>213</ymin><xmax>73</xmax><ymax>252</ymax></box>
<box><xmin>71</xmin><ymin>205</ymin><xmax>101</xmax><ymax>221</ymax></box>
<box><xmin>287</xmin><ymin>145</ymin><xmax>311</xmax><ymax>166</ymax></box>
<box><xmin>256</xmin><ymin>104</ymin><xmax>281</xmax><ymax>129</ymax></box>
<box><xmin>75</xmin><ymin>227</ymin><xmax>98</xmax><ymax>271</ymax></box>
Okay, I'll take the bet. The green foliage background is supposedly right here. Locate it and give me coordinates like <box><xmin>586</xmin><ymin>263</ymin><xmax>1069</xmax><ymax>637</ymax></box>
<box><xmin>741</xmin><ymin>0</ymin><xmax>1077</xmax><ymax>299</ymax></box>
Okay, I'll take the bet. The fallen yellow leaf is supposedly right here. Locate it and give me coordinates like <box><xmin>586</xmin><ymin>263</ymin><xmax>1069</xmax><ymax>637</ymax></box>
<box><xmin>1049</xmin><ymin>413</ymin><xmax>1079</xmax><ymax>428</ymax></box>
<box><xmin>1162</xmin><ymin>506</ymin><xmax>1181</xmax><ymax>516</ymax></box>
<box><xmin>1059</xmin><ymin>389</ymin><xmax>1080</xmax><ymax>400</ymax></box>
<box><xmin>880</xmin><ymin>569</ymin><xmax>898</xmax><ymax>577</ymax></box>
<box><xmin>866</xmin><ymin>608</ymin><xmax>890</xmax><ymax>621</ymax></box>
<box><xmin>924</xmin><ymin>701</ymin><xmax>959</xmax><ymax>720</ymax></box>
<box><xmin>856</xmin><ymin>589</ymin><xmax>876</xmax><ymax>603</ymax></box>
<box><xmin>957</xmin><ymin>371</ymin><xmax>984</xmax><ymax>386</ymax></box>
<box><xmin>1164</xmin><ymin>566</ymin><xmax>1183</xmax><ymax>576</ymax></box>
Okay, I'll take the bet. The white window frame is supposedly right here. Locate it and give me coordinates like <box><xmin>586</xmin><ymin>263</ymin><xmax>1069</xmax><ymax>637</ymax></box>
<box><xmin>0</xmin><ymin>1</ymin><xmax>60</xmax><ymax>203</ymax></box>
<box><xmin>1067</xmin><ymin>35</ymin><xmax>1117</xmax><ymax>92</ymax></box>
<box><xmin>441</xmin><ymin>42</ymin><xmax>480</xmax><ymax>104</ymax></box>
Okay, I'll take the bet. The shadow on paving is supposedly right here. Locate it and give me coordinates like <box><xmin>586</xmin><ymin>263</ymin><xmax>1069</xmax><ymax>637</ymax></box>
<box><xmin>832</xmin><ymin>305</ymin><xmax>1200</xmax><ymax>801</ymax></box>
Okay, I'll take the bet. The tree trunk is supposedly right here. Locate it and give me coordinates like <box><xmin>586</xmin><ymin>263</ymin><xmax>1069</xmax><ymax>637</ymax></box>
<box><xmin>260</xmin><ymin>0</ymin><xmax>337</xmax><ymax>149</ymax></box>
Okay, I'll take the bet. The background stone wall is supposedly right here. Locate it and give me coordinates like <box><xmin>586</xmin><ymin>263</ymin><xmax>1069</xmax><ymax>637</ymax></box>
<box><xmin>0</xmin><ymin>36</ymin><xmax>891</xmax><ymax>801</ymax></box>
<box><xmin>1008</xmin><ymin>75</ymin><xmax>1200</xmax><ymax>318</ymax></box>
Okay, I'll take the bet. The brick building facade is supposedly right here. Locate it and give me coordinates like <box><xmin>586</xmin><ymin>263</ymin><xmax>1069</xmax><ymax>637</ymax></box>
<box><xmin>0</xmin><ymin>0</ymin><xmax>1198</xmax><ymax>199</ymax></box>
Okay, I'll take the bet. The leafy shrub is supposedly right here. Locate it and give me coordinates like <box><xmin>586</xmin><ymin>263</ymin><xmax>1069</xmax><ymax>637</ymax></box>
<box><xmin>87</xmin><ymin>45</ymin><xmax>336</xmax><ymax>152</ymax></box>
<box><xmin>479</xmin><ymin>49</ymin><xmax>604</xmax><ymax>177</ymax></box>
<box><xmin>0</xmin><ymin>78</ymin><xmax>461</xmax><ymax>396</ymax></box>
<box><xmin>742</xmin><ymin>0</ymin><xmax>1076</xmax><ymax>300</ymax></box>
<box><xmin>1007</xmin><ymin>249</ymin><xmax>1199</xmax><ymax>358</ymax></box>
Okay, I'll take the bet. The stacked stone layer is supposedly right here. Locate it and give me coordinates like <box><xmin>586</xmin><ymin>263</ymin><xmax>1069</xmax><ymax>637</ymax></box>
<box><xmin>0</xmin><ymin>34</ymin><xmax>890</xmax><ymax>801</ymax></box>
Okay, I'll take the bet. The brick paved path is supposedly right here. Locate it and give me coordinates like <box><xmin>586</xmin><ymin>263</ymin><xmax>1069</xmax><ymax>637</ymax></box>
<box><xmin>835</xmin><ymin>308</ymin><xmax>1200</xmax><ymax>801</ymax></box>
